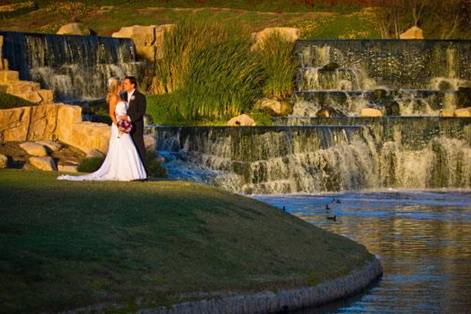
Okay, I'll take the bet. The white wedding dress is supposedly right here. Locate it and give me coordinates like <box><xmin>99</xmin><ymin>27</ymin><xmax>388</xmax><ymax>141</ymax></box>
<box><xmin>57</xmin><ymin>101</ymin><xmax>147</xmax><ymax>181</ymax></box>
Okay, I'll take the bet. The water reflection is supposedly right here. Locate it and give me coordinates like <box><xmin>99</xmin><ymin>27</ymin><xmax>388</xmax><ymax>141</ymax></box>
<box><xmin>255</xmin><ymin>190</ymin><xmax>471</xmax><ymax>313</ymax></box>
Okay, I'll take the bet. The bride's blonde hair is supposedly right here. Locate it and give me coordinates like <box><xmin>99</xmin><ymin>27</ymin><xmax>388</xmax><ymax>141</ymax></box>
<box><xmin>106</xmin><ymin>77</ymin><xmax>120</xmax><ymax>103</ymax></box>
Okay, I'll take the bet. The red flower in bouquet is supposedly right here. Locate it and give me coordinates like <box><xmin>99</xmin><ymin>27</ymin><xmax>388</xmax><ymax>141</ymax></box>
<box><xmin>117</xmin><ymin>116</ymin><xmax>132</xmax><ymax>138</ymax></box>
<box><xmin>118</xmin><ymin>119</ymin><xmax>132</xmax><ymax>133</ymax></box>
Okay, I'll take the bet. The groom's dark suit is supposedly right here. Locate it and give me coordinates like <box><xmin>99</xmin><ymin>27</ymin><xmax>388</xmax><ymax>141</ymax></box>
<box><xmin>122</xmin><ymin>89</ymin><xmax>147</xmax><ymax>172</ymax></box>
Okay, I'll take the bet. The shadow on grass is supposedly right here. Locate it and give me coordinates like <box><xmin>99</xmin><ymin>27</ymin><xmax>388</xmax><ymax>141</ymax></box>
<box><xmin>0</xmin><ymin>169</ymin><xmax>373</xmax><ymax>313</ymax></box>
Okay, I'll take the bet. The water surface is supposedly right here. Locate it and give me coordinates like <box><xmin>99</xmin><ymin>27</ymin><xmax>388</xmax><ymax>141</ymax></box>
<box><xmin>255</xmin><ymin>190</ymin><xmax>471</xmax><ymax>313</ymax></box>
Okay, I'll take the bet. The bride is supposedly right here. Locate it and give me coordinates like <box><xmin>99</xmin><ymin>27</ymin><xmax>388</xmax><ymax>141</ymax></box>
<box><xmin>57</xmin><ymin>78</ymin><xmax>147</xmax><ymax>181</ymax></box>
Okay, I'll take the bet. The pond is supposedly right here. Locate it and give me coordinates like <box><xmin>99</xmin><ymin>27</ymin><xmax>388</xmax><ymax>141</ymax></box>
<box><xmin>255</xmin><ymin>190</ymin><xmax>471</xmax><ymax>313</ymax></box>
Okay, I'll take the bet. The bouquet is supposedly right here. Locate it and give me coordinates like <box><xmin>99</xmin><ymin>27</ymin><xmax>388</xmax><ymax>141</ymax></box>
<box><xmin>117</xmin><ymin>115</ymin><xmax>132</xmax><ymax>137</ymax></box>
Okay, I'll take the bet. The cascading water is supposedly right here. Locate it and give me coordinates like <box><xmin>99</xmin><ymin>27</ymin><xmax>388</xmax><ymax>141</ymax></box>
<box><xmin>150</xmin><ymin>39</ymin><xmax>471</xmax><ymax>194</ymax></box>
<box><xmin>0</xmin><ymin>31</ymin><xmax>143</xmax><ymax>102</ymax></box>
<box><xmin>153</xmin><ymin>118</ymin><xmax>471</xmax><ymax>194</ymax></box>
<box><xmin>293</xmin><ymin>40</ymin><xmax>471</xmax><ymax>117</ymax></box>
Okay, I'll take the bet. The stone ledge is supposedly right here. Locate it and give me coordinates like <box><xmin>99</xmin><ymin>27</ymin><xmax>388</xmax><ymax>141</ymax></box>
<box><xmin>0</xmin><ymin>70</ymin><xmax>19</xmax><ymax>82</ymax></box>
<box><xmin>139</xmin><ymin>257</ymin><xmax>382</xmax><ymax>314</ymax></box>
<box><xmin>1</xmin><ymin>104</ymin><xmax>110</xmax><ymax>155</ymax></box>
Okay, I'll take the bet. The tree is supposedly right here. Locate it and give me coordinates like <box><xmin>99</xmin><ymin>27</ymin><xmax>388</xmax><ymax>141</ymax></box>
<box><xmin>428</xmin><ymin>0</ymin><xmax>471</xmax><ymax>39</ymax></box>
<box><xmin>375</xmin><ymin>0</ymin><xmax>411</xmax><ymax>38</ymax></box>
<box><xmin>375</xmin><ymin>0</ymin><xmax>470</xmax><ymax>39</ymax></box>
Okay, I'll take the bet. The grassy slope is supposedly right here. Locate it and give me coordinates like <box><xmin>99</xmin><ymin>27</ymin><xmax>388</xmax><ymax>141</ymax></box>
<box><xmin>0</xmin><ymin>1</ymin><xmax>379</xmax><ymax>39</ymax></box>
<box><xmin>0</xmin><ymin>169</ymin><xmax>373</xmax><ymax>313</ymax></box>
<box><xmin>0</xmin><ymin>92</ymin><xmax>35</xmax><ymax>109</ymax></box>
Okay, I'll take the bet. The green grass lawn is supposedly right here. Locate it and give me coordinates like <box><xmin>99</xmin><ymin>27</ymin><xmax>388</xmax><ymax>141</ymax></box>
<box><xmin>0</xmin><ymin>169</ymin><xmax>373</xmax><ymax>313</ymax></box>
<box><xmin>0</xmin><ymin>0</ymin><xmax>379</xmax><ymax>39</ymax></box>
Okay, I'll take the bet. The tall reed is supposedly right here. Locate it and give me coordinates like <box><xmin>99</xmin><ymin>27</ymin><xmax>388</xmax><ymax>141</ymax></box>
<box><xmin>153</xmin><ymin>18</ymin><xmax>296</xmax><ymax>122</ymax></box>
<box><xmin>256</xmin><ymin>32</ymin><xmax>297</xmax><ymax>99</ymax></box>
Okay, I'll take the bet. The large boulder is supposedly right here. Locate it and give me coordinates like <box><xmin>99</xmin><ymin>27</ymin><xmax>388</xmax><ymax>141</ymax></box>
<box><xmin>454</xmin><ymin>107</ymin><xmax>471</xmax><ymax>117</ymax></box>
<box><xmin>400</xmin><ymin>26</ymin><xmax>424</xmax><ymax>39</ymax></box>
<box><xmin>56</xmin><ymin>23</ymin><xmax>92</xmax><ymax>36</ymax></box>
<box><xmin>1</xmin><ymin>78</ymin><xmax>53</xmax><ymax>105</ymax></box>
<box><xmin>28</xmin><ymin>104</ymin><xmax>59</xmax><ymax>140</ymax></box>
<box><xmin>19</xmin><ymin>142</ymin><xmax>48</xmax><ymax>157</ymax></box>
<box><xmin>0</xmin><ymin>70</ymin><xmax>19</xmax><ymax>82</ymax></box>
<box><xmin>440</xmin><ymin>108</ymin><xmax>455</xmax><ymax>117</ymax></box>
<box><xmin>0</xmin><ymin>153</ymin><xmax>7</xmax><ymax>168</ymax></box>
<box><xmin>28</xmin><ymin>156</ymin><xmax>56</xmax><ymax>171</ymax></box>
<box><xmin>36</xmin><ymin>140</ymin><xmax>63</xmax><ymax>153</ymax></box>
<box><xmin>0</xmin><ymin>104</ymin><xmax>60</xmax><ymax>142</ymax></box>
<box><xmin>316</xmin><ymin>108</ymin><xmax>331</xmax><ymax>118</ymax></box>
<box><xmin>0</xmin><ymin>106</ymin><xmax>31</xmax><ymax>142</ymax></box>
<box><xmin>56</xmin><ymin>104</ymin><xmax>82</xmax><ymax>129</ymax></box>
<box><xmin>112</xmin><ymin>24</ymin><xmax>175</xmax><ymax>63</ymax></box>
<box><xmin>55</xmin><ymin>104</ymin><xmax>82</xmax><ymax>145</ymax></box>
<box><xmin>360</xmin><ymin>108</ymin><xmax>383</xmax><ymax>117</ymax></box>
<box><xmin>38</xmin><ymin>89</ymin><xmax>54</xmax><ymax>104</ymax></box>
<box><xmin>58</xmin><ymin>119</ymin><xmax>110</xmax><ymax>156</ymax></box>
<box><xmin>251</xmin><ymin>27</ymin><xmax>300</xmax><ymax>50</ymax></box>
<box><xmin>112</xmin><ymin>25</ymin><xmax>156</xmax><ymax>46</ymax></box>
<box><xmin>1</xmin><ymin>104</ymin><xmax>110</xmax><ymax>155</ymax></box>
<box><xmin>227</xmin><ymin>114</ymin><xmax>256</xmax><ymax>126</ymax></box>
<box><xmin>58</xmin><ymin>162</ymin><xmax>78</xmax><ymax>173</ymax></box>
<box><xmin>113</xmin><ymin>25</ymin><xmax>156</xmax><ymax>63</ymax></box>
<box><xmin>255</xmin><ymin>98</ymin><xmax>292</xmax><ymax>116</ymax></box>
<box><xmin>112</xmin><ymin>24</ymin><xmax>175</xmax><ymax>94</ymax></box>
<box><xmin>144</xmin><ymin>134</ymin><xmax>156</xmax><ymax>151</ymax></box>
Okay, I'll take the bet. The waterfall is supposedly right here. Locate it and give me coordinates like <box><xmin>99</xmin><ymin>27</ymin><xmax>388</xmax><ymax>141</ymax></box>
<box><xmin>153</xmin><ymin>119</ymin><xmax>471</xmax><ymax>194</ymax></box>
<box><xmin>0</xmin><ymin>31</ymin><xmax>144</xmax><ymax>102</ymax></box>
<box><xmin>152</xmin><ymin>40</ymin><xmax>471</xmax><ymax>194</ymax></box>
<box><xmin>293</xmin><ymin>40</ymin><xmax>471</xmax><ymax>117</ymax></box>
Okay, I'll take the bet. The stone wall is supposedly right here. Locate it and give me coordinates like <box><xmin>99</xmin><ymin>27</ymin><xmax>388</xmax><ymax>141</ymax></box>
<box><xmin>138</xmin><ymin>258</ymin><xmax>382</xmax><ymax>314</ymax></box>
<box><xmin>0</xmin><ymin>104</ymin><xmax>110</xmax><ymax>155</ymax></box>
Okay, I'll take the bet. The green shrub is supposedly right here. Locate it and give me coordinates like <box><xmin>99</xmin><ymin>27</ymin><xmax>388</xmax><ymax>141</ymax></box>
<box><xmin>0</xmin><ymin>92</ymin><xmax>35</xmax><ymax>109</ymax></box>
<box><xmin>77</xmin><ymin>156</ymin><xmax>104</xmax><ymax>173</ymax></box>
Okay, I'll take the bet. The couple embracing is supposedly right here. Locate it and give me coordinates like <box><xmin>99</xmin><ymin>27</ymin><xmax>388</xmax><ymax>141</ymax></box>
<box><xmin>58</xmin><ymin>76</ymin><xmax>148</xmax><ymax>182</ymax></box>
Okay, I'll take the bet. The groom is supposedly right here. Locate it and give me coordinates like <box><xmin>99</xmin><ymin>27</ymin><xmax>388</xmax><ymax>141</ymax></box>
<box><xmin>122</xmin><ymin>76</ymin><xmax>147</xmax><ymax>174</ymax></box>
